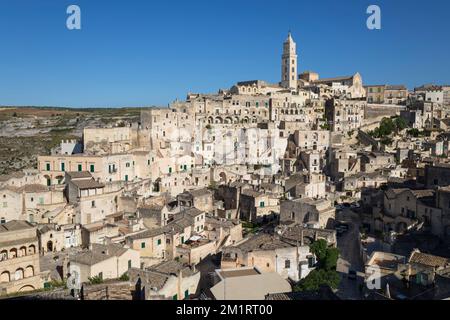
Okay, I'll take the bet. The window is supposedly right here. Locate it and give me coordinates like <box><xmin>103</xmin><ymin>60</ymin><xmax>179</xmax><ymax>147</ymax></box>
<box><xmin>260</xmin><ymin>201</ymin><xmax>265</xmax><ymax>208</ymax></box>
<box><xmin>90</xmin><ymin>164</ymin><xmax>95</xmax><ymax>173</ymax></box>
<box><xmin>46</xmin><ymin>163</ymin><xmax>51</xmax><ymax>171</ymax></box>
<box><xmin>126</xmin><ymin>163</ymin><xmax>130</xmax><ymax>168</ymax></box>
<box><xmin>157</xmin><ymin>239</ymin><xmax>161</xmax><ymax>245</ymax></box>
<box><xmin>61</xmin><ymin>162</ymin><xmax>65</xmax><ymax>171</ymax></box>
<box><xmin>172</xmin><ymin>294</ymin><xmax>177</xmax><ymax>300</ymax></box>
<box><xmin>169</xmin><ymin>167</ymin><xmax>172</xmax><ymax>174</ymax></box>
<box><xmin>266</xmin><ymin>263</ymin><xmax>270</xmax><ymax>268</ymax></box>
<box><xmin>285</xmin><ymin>259</ymin><xmax>290</xmax><ymax>269</ymax></box>
<box><xmin>0</xmin><ymin>217</ymin><xmax>5</xmax><ymax>224</ymax></box>
<box><xmin>128</xmin><ymin>260</ymin><xmax>132</xmax><ymax>269</ymax></box>
<box><xmin>181</xmin><ymin>236</ymin><xmax>184</xmax><ymax>244</ymax></box>
<box><xmin>77</xmin><ymin>164</ymin><xmax>82</xmax><ymax>172</ymax></box>
<box><xmin>125</xmin><ymin>175</ymin><xmax>129</xmax><ymax>182</ymax></box>
<box><xmin>184</xmin><ymin>290</ymin><xmax>189</xmax><ymax>299</ymax></box>
<box><xmin>91</xmin><ymin>200</ymin><xmax>95</xmax><ymax>208</ymax></box>
<box><xmin>308</xmin><ymin>256</ymin><xmax>316</xmax><ymax>268</ymax></box>
<box><xmin>141</xmin><ymin>242</ymin><xmax>146</xmax><ymax>249</ymax></box>
<box><xmin>98</xmin><ymin>272</ymin><xmax>103</xmax><ymax>280</ymax></box>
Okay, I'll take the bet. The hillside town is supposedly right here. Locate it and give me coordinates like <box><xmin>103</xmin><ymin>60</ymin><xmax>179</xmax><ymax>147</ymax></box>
<box><xmin>1</xmin><ymin>32</ymin><xmax>450</xmax><ymax>300</ymax></box>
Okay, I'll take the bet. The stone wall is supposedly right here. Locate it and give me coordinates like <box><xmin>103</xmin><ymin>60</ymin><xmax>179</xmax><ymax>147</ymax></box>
<box><xmin>80</xmin><ymin>281</ymin><xmax>137</xmax><ymax>300</ymax></box>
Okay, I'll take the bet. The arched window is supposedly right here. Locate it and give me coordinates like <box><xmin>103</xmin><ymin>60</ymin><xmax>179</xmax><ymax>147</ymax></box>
<box><xmin>9</xmin><ymin>248</ymin><xmax>17</xmax><ymax>259</ymax></box>
<box><xmin>25</xmin><ymin>265</ymin><xmax>34</xmax><ymax>278</ymax></box>
<box><xmin>28</xmin><ymin>244</ymin><xmax>36</xmax><ymax>255</ymax></box>
<box><xmin>0</xmin><ymin>250</ymin><xmax>7</xmax><ymax>261</ymax></box>
<box><xmin>15</xmin><ymin>268</ymin><xmax>24</xmax><ymax>281</ymax></box>
<box><xmin>0</xmin><ymin>271</ymin><xmax>10</xmax><ymax>283</ymax></box>
<box><xmin>19</xmin><ymin>246</ymin><xmax>27</xmax><ymax>257</ymax></box>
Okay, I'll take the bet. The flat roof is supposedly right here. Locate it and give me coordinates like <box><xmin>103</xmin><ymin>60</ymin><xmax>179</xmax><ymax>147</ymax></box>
<box><xmin>218</xmin><ymin>268</ymin><xmax>259</xmax><ymax>279</ymax></box>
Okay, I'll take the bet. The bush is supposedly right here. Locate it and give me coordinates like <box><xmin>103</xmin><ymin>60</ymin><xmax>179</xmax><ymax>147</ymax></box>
<box><xmin>119</xmin><ymin>273</ymin><xmax>129</xmax><ymax>281</ymax></box>
<box><xmin>88</xmin><ymin>275</ymin><xmax>103</xmax><ymax>285</ymax></box>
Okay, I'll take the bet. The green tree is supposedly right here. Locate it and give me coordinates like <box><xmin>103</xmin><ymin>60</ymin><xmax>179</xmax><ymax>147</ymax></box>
<box><xmin>294</xmin><ymin>269</ymin><xmax>340</xmax><ymax>291</ymax></box>
<box><xmin>407</xmin><ymin>128</ymin><xmax>420</xmax><ymax>137</ymax></box>
<box><xmin>394</xmin><ymin>117</ymin><xmax>407</xmax><ymax>131</ymax></box>
<box><xmin>323</xmin><ymin>247</ymin><xmax>339</xmax><ymax>270</ymax></box>
<box><xmin>310</xmin><ymin>239</ymin><xmax>328</xmax><ymax>262</ymax></box>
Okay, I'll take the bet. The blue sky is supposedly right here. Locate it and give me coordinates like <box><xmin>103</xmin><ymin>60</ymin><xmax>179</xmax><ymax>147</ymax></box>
<box><xmin>0</xmin><ymin>0</ymin><xmax>449</xmax><ymax>108</ymax></box>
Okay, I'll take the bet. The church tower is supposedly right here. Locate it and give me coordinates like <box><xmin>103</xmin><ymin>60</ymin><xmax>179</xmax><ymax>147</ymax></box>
<box><xmin>281</xmin><ymin>32</ymin><xmax>298</xmax><ymax>89</ymax></box>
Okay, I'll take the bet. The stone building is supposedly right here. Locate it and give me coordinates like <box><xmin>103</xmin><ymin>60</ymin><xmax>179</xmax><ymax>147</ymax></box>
<box><xmin>0</xmin><ymin>221</ymin><xmax>42</xmax><ymax>295</ymax></box>
<box><xmin>325</xmin><ymin>98</ymin><xmax>366</xmax><ymax>133</ymax></box>
<box><xmin>128</xmin><ymin>260</ymin><xmax>200</xmax><ymax>300</ymax></box>
<box><xmin>221</xmin><ymin>233</ymin><xmax>315</xmax><ymax>282</ymax></box>
<box><xmin>365</xmin><ymin>85</ymin><xmax>408</xmax><ymax>105</ymax></box>
<box><xmin>68</xmin><ymin>243</ymin><xmax>140</xmax><ymax>283</ymax></box>
<box><xmin>280</xmin><ymin>197</ymin><xmax>335</xmax><ymax>229</ymax></box>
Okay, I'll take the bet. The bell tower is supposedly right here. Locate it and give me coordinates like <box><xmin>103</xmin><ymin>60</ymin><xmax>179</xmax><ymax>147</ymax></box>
<box><xmin>281</xmin><ymin>32</ymin><xmax>298</xmax><ymax>89</ymax></box>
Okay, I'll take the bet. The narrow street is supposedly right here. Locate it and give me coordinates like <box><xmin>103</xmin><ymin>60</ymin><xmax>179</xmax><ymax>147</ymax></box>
<box><xmin>335</xmin><ymin>208</ymin><xmax>364</xmax><ymax>300</ymax></box>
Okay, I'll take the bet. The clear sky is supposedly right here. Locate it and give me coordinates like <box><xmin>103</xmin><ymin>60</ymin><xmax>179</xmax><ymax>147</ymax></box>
<box><xmin>0</xmin><ymin>0</ymin><xmax>449</xmax><ymax>108</ymax></box>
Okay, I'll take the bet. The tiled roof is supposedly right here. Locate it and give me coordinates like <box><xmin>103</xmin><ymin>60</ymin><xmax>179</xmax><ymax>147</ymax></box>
<box><xmin>409</xmin><ymin>251</ymin><xmax>449</xmax><ymax>268</ymax></box>
<box><xmin>0</xmin><ymin>220</ymin><xmax>34</xmax><ymax>233</ymax></box>
<box><xmin>66</xmin><ymin>171</ymin><xmax>93</xmax><ymax>179</ymax></box>
<box><xmin>71</xmin><ymin>178</ymin><xmax>105</xmax><ymax>190</ymax></box>
<box><xmin>69</xmin><ymin>243</ymin><xmax>128</xmax><ymax>266</ymax></box>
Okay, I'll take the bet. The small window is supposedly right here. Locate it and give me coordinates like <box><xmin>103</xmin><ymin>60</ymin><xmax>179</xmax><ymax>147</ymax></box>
<box><xmin>90</xmin><ymin>164</ymin><xmax>95</xmax><ymax>173</ymax></box>
<box><xmin>285</xmin><ymin>259</ymin><xmax>290</xmax><ymax>269</ymax></box>
<box><xmin>157</xmin><ymin>239</ymin><xmax>161</xmax><ymax>245</ymax></box>
<box><xmin>141</xmin><ymin>242</ymin><xmax>146</xmax><ymax>249</ymax></box>
<box><xmin>128</xmin><ymin>260</ymin><xmax>132</xmax><ymax>269</ymax></box>
<box><xmin>91</xmin><ymin>200</ymin><xmax>95</xmax><ymax>208</ymax></box>
<box><xmin>46</xmin><ymin>163</ymin><xmax>51</xmax><ymax>171</ymax></box>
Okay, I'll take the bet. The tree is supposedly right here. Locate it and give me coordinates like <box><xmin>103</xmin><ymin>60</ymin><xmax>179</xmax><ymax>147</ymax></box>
<box><xmin>310</xmin><ymin>239</ymin><xmax>339</xmax><ymax>270</ymax></box>
<box><xmin>310</xmin><ymin>239</ymin><xmax>328</xmax><ymax>262</ymax></box>
<box><xmin>407</xmin><ymin>128</ymin><xmax>420</xmax><ymax>137</ymax></box>
<box><xmin>323</xmin><ymin>247</ymin><xmax>339</xmax><ymax>271</ymax></box>
<box><xmin>394</xmin><ymin>117</ymin><xmax>407</xmax><ymax>132</ymax></box>
<box><xmin>294</xmin><ymin>269</ymin><xmax>340</xmax><ymax>291</ymax></box>
<box><xmin>294</xmin><ymin>239</ymin><xmax>341</xmax><ymax>292</ymax></box>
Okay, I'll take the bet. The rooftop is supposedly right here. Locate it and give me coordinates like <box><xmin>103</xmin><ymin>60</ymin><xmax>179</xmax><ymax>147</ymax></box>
<box><xmin>0</xmin><ymin>220</ymin><xmax>35</xmax><ymax>233</ymax></box>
